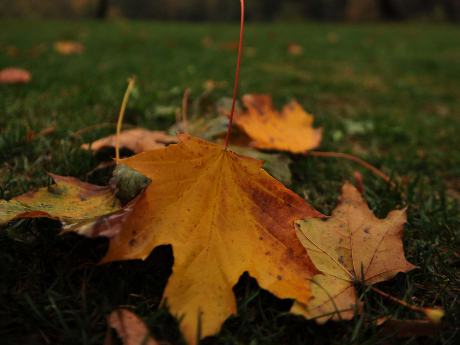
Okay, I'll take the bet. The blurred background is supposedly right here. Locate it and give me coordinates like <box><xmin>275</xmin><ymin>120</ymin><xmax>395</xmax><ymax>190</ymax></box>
<box><xmin>1</xmin><ymin>0</ymin><xmax>460</xmax><ymax>22</ymax></box>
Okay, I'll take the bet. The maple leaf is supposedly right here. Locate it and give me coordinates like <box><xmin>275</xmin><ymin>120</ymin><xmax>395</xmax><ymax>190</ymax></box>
<box><xmin>230</xmin><ymin>146</ymin><xmax>293</xmax><ymax>185</ymax></box>
<box><xmin>54</xmin><ymin>40</ymin><xmax>85</xmax><ymax>55</ymax></box>
<box><xmin>107</xmin><ymin>309</ymin><xmax>158</xmax><ymax>345</ymax></box>
<box><xmin>292</xmin><ymin>182</ymin><xmax>416</xmax><ymax>322</ymax></box>
<box><xmin>0</xmin><ymin>174</ymin><xmax>125</xmax><ymax>237</ymax></box>
<box><xmin>82</xmin><ymin>128</ymin><xmax>178</xmax><ymax>154</ymax></box>
<box><xmin>0</xmin><ymin>67</ymin><xmax>31</xmax><ymax>84</ymax></box>
<box><xmin>233</xmin><ymin>94</ymin><xmax>322</xmax><ymax>153</ymax></box>
<box><xmin>102</xmin><ymin>134</ymin><xmax>322</xmax><ymax>344</ymax></box>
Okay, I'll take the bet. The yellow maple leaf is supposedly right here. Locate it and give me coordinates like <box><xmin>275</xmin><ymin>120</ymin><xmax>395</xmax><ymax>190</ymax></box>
<box><xmin>293</xmin><ymin>182</ymin><xmax>416</xmax><ymax>322</ymax></box>
<box><xmin>0</xmin><ymin>174</ymin><xmax>123</xmax><ymax>237</ymax></box>
<box><xmin>233</xmin><ymin>94</ymin><xmax>322</xmax><ymax>153</ymax></box>
<box><xmin>102</xmin><ymin>134</ymin><xmax>322</xmax><ymax>344</ymax></box>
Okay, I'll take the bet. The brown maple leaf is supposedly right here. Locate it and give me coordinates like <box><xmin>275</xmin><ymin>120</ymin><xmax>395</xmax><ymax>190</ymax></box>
<box><xmin>102</xmin><ymin>134</ymin><xmax>322</xmax><ymax>344</ymax></box>
<box><xmin>292</xmin><ymin>182</ymin><xmax>416</xmax><ymax>322</ymax></box>
<box><xmin>107</xmin><ymin>309</ymin><xmax>159</xmax><ymax>345</ymax></box>
<box><xmin>82</xmin><ymin>128</ymin><xmax>178</xmax><ymax>154</ymax></box>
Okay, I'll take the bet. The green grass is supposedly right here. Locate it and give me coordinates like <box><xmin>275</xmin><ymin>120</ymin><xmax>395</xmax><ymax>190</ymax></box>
<box><xmin>1</xmin><ymin>20</ymin><xmax>459</xmax><ymax>345</ymax></box>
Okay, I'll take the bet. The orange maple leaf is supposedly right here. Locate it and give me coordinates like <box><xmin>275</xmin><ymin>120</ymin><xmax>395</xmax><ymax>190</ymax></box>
<box><xmin>233</xmin><ymin>94</ymin><xmax>322</xmax><ymax>153</ymax></box>
<box><xmin>102</xmin><ymin>134</ymin><xmax>322</xmax><ymax>344</ymax></box>
<box><xmin>54</xmin><ymin>41</ymin><xmax>85</xmax><ymax>55</ymax></box>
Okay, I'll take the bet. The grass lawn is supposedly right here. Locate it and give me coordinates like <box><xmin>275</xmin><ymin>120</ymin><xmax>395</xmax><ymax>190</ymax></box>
<box><xmin>1</xmin><ymin>20</ymin><xmax>459</xmax><ymax>344</ymax></box>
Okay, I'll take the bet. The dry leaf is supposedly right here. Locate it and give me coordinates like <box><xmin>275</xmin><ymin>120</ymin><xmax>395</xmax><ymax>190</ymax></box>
<box><xmin>293</xmin><ymin>183</ymin><xmax>415</xmax><ymax>322</ymax></box>
<box><xmin>54</xmin><ymin>40</ymin><xmax>85</xmax><ymax>55</ymax></box>
<box><xmin>0</xmin><ymin>67</ymin><xmax>31</xmax><ymax>84</ymax></box>
<box><xmin>102</xmin><ymin>135</ymin><xmax>322</xmax><ymax>344</ymax></box>
<box><xmin>287</xmin><ymin>43</ymin><xmax>303</xmax><ymax>56</ymax></box>
<box><xmin>230</xmin><ymin>146</ymin><xmax>293</xmax><ymax>185</ymax></box>
<box><xmin>107</xmin><ymin>309</ymin><xmax>158</xmax><ymax>345</ymax></box>
<box><xmin>234</xmin><ymin>94</ymin><xmax>322</xmax><ymax>153</ymax></box>
<box><xmin>0</xmin><ymin>174</ymin><xmax>123</xmax><ymax>237</ymax></box>
<box><xmin>82</xmin><ymin>128</ymin><xmax>178</xmax><ymax>153</ymax></box>
<box><xmin>376</xmin><ymin>317</ymin><xmax>440</xmax><ymax>338</ymax></box>
<box><xmin>110</xmin><ymin>164</ymin><xmax>151</xmax><ymax>204</ymax></box>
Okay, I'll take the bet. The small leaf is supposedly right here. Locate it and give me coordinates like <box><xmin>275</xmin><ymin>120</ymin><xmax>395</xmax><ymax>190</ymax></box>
<box><xmin>107</xmin><ymin>309</ymin><xmax>158</xmax><ymax>345</ymax></box>
<box><xmin>82</xmin><ymin>128</ymin><xmax>178</xmax><ymax>154</ymax></box>
<box><xmin>110</xmin><ymin>164</ymin><xmax>151</xmax><ymax>204</ymax></box>
<box><xmin>230</xmin><ymin>146</ymin><xmax>292</xmax><ymax>185</ymax></box>
<box><xmin>424</xmin><ymin>308</ymin><xmax>444</xmax><ymax>324</ymax></box>
<box><xmin>0</xmin><ymin>67</ymin><xmax>31</xmax><ymax>84</ymax></box>
<box><xmin>54</xmin><ymin>41</ymin><xmax>85</xmax><ymax>55</ymax></box>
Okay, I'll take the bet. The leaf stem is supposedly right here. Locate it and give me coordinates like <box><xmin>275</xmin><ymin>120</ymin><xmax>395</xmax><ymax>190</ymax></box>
<box><xmin>371</xmin><ymin>286</ymin><xmax>422</xmax><ymax>312</ymax></box>
<box><xmin>224</xmin><ymin>0</ymin><xmax>245</xmax><ymax>150</ymax></box>
<box><xmin>307</xmin><ymin>151</ymin><xmax>391</xmax><ymax>183</ymax></box>
<box><xmin>115</xmin><ymin>77</ymin><xmax>136</xmax><ymax>163</ymax></box>
<box><xmin>371</xmin><ymin>286</ymin><xmax>444</xmax><ymax>323</ymax></box>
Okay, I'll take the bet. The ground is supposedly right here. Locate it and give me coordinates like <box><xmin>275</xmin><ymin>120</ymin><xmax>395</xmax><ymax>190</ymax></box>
<box><xmin>0</xmin><ymin>20</ymin><xmax>459</xmax><ymax>345</ymax></box>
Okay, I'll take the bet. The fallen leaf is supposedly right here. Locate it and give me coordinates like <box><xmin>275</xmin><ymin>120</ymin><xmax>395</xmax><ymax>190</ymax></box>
<box><xmin>0</xmin><ymin>67</ymin><xmax>31</xmax><ymax>84</ymax></box>
<box><xmin>54</xmin><ymin>40</ymin><xmax>85</xmax><ymax>55</ymax></box>
<box><xmin>234</xmin><ymin>94</ymin><xmax>322</xmax><ymax>153</ymax></box>
<box><xmin>424</xmin><ymin>308</ymin><xmax>444</xmax><ymax>324</ymax></box>
<box><xmin>230</xmin><ymin>146</ymin><xmax>292</xmax><ymax>185</ymax></box>
<box><xmin>110</xmin><ymin>164</ymin><xmax>151</xmax><ymax>204</ymax></box>
<box><xmin>293</xmin><ymin>183</ymin><xmax>415</xmax><ymax>322</ymax></box>
<box><xmin>102</xmin><ymin>135</ymin><xmax>322</xmax><ymax>344</ymax></box>
<box><xmin>170</xmin><ymin>96</ymin><xmax>231</xmax><ymax>141</ymax></box>
<box><xmin>287</xmin><ymin>43</ymin><xmax>303</xmax><ymax>56</ymax></box>
<box><xmin>82</xmin><ymin>128</ymin><xmax>178</xmax><ymax>154</ymax></box>
<box><xmin>107</xmin><ymin>309</ymin><xmax>158</xmax><ymax>345</ymax></box>
<box><xmin>0</xmin><ymin>174</ymin><xmax>122</xmax><ymax>237</ymax></box>
<box><xmin>376</xmin><ymin>318</ymin><xmax>440</xmax><ymax>338</ymax></box>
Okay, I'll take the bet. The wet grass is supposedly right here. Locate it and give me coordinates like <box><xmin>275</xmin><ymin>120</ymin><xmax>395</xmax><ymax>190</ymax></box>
<box><xmin>1</xmin><ymin>20</ymin><xmax>459</xmax><ymax>344</ymax></box>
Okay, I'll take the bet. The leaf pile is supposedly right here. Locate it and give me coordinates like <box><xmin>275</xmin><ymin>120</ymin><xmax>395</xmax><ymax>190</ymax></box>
<box><xmin>102</xmin><ymin>134</ymin><xmax>322</xmax><ymax>342</ymax></box>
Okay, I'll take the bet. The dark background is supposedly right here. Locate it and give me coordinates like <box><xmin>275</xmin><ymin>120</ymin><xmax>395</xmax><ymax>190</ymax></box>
<box><xmin>1</xmin><ymin>0</ymin><xmax>460</xmax><ymax>22</ymax></box>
